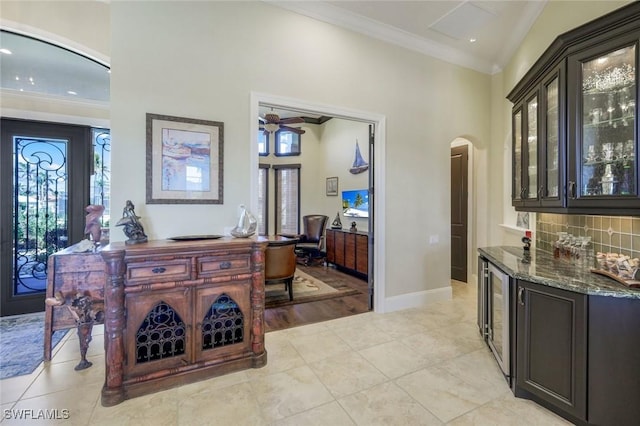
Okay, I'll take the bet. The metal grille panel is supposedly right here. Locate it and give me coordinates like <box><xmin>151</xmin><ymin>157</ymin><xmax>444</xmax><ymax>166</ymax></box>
<box><xmin>136</xmin><ymin>301</ymin><xmax>186</xmax><ymax>363</ymax></box>
<box><xmin>202</xmin><ymin>293</ymin><xmax>244</xmax><ymax>350</ymax></box>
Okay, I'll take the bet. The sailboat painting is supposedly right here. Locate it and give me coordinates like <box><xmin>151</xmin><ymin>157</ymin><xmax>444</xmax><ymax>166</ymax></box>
<box><xmin>349</xmin><ymin>141</ymin><xmax>369</xmax><ymax>174</ymax></box>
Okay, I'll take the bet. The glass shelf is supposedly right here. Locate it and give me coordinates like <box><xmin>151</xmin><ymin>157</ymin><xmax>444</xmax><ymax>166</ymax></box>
<box><xmin>580</xmin><ymin>44</ymin><xmax>636</xmax><ymax>198</ymax></box>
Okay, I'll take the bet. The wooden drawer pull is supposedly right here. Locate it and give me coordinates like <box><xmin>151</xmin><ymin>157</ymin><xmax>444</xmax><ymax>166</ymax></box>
<box><xmin>152</xmin><ymin>267</ymin><xmax>167</xmax><ymax>274</ymax></box>
<box><xmin>220</xmin><ymin>261</ymin><xmax>232</xmax><ymax>269</ymax></box>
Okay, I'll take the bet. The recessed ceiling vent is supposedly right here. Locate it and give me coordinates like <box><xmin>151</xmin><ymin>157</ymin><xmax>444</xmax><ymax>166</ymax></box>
<box><xmin>429</xmin><ymin>2</ymin><xmax>496</xmax><ymax>40</ymax></box>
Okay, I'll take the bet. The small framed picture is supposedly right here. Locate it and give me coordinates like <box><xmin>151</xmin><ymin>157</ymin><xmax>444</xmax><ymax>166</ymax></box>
<box><xmin>326</xmin><ymin>176</ymin><xmax>338</xmax><ymax>196</ymax></box>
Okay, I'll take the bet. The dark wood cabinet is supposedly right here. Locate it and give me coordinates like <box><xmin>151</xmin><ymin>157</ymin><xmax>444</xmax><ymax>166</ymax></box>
<box><xmin>325</xmin><ymin>229</ymin><xmax>368</xmax><ymax>279</ymax></box>
<box><xmin>100</xmin><ymin>238</ymin><xmax>267</xmax><ymax>406</ymax></box>
<box><xmin>515</xmin><ymin>280</ymin><xmax>587</xmax><ymax>423</ymax></box>
<box><xmin>480</xmin><ymin>247</ymin><xmax>640</xmax><ymax>425</ymax></box>
<box><xmin>508</xmin><ymin>2</ymin><xmax>640</xmax><ymax>214</ymax></box>
<box><xmin>567</xmin><ymin>36</ymin><xmax>640</xmax><ymax>210</ymax></box>
<box><xmin>588</xmin><ymin>295</ymin><xmax>640</xmax><ymax>426</ymax></box>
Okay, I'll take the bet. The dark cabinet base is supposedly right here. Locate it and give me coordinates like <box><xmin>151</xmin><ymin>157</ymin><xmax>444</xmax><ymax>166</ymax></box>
<box><xmin>514</xmin><ymin>282</ymin><xmax>640</xmax><ymax>426</ymax></box>
<box><xmin>515</xmin><ymin>281</ymin><xmax>587</xmax><ymax>423</ymax></box>
<box><xmin>588</xmin><ymin>296</ymin><xmax>640</xmax><ymax>426</ymax></box>
<box><xmin>325</xmin><ymin>229</ymin><xmax>368</xmax><ymax>279</ymax></box>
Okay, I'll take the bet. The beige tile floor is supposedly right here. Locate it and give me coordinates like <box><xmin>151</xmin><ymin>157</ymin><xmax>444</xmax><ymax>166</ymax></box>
<box><xmin>0</xmin><ymin>282</ymin><xmax>573</xmax><ymax>425</ymax></box>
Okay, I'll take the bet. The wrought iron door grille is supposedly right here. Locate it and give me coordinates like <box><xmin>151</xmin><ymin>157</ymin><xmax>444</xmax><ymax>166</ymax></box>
<box><xmin>13</xmin><ymin>137</ymin><xmax>68</xmax><ymax>294</ymax></box>
<box><xmin>90</xmin><ymin>129</ymin><xmax>111</xmax><ymax>225</ymax></box>
<box><xmin>202</xmin><ymin>294</ymin><xmax>244</xmax><ymax>350</ymax></box>
<box><xmin>136</xmin><ymin>301</ymin><xmax>186</xmax><ymax>363</ymax></box>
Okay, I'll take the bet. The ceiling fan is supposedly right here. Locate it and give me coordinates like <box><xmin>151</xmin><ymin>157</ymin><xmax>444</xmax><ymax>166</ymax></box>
<box><xmin>259</xmin><ymin>110</ymin><xmax>306</xmax><ymax>135</ymax></box>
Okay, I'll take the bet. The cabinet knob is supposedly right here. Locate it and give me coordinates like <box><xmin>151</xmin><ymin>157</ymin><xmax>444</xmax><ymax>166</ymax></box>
<box><xmin>152</xmin><ymin>267</ymin><xmax>166</xmax><ymax>274</ymax></box>
<box><xmin>220</xmin><ymin>261</ymin><xmax>232</xmax><ymax>269</ymax></box>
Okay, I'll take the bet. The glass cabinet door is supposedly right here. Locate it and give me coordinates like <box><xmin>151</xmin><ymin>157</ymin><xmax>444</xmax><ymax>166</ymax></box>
<box><xmin>545</xmin><ymin>76</ymin><xmax>560</xmax><ymax>199</ymax></box>
<box><xmin>580</xmin><ymin>45</ymin><xmax>636</xmax><ymax>197</ymax></box>
<box><xmin>513</xmin><ymin>108</ymin><xmax>523</xmax><ymax>203</ymax></box>
<box><xmin>526</xmin><ymin>94</ymin><xmax>539</xmax><ymax>200</ymax></box>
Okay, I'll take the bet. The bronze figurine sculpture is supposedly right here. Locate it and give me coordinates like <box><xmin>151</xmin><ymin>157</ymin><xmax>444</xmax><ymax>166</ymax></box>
<box><xmin>116</xmin><ymin>200</ymin><xmax>148</xmax><ymax>244</ymax></box>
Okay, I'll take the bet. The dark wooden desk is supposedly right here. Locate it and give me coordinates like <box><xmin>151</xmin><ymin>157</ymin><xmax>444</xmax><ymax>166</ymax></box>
<box><xmin>267</xmin><ymin>235</ymin><xmax>299</xmax><ymax>246</ymax></box>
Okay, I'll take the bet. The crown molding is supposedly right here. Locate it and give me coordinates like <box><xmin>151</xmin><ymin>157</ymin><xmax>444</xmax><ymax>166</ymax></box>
<box><xmin>493</xmin><ymin>1</ymin><xmax>546</xmax><ymax>74</ymax></box>
<box><xmin>265</xmin><ymin>0</ymin><xmax>496</xmax><ymax>74</ymax></box>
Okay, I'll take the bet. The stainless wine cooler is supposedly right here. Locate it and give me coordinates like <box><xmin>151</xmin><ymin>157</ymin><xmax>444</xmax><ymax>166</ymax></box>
<box><xmin>478</xmin><ymin>257</ymin><xmax>512</xmax><ymax>382</ymax></box>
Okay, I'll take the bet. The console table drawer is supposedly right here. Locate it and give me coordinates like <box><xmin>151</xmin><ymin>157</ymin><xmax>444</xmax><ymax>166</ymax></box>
<box><xmin>126</xmin><ymin>259</ymin><xmax>192</xmax><ymax>284</ymax></box>
<box><xmin>197</xmin><ymin>254</ymin><xmax>251</xmax><ymax>278</ymax></box>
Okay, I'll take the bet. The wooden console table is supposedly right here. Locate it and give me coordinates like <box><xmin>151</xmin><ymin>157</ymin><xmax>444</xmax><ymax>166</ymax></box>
<box><xmin>325</xmin><ymin>229</ymin><xmax>368</xmax><ymax>279</ymax></box>
<box><xmin>100</xmin><ymin>237</ymin><xmax>268</xmax><ymax>406</ymax></box>
<box><xmin>45</xmin><ymin>246</ymin><xmax>105</xmax><ymax>361</ymax></box>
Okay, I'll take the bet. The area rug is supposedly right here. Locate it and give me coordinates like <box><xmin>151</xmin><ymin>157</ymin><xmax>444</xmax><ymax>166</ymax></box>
<box><xmin>265</xmin><ymin>269</ymin><xmax>360</xmax><ymax>308</ymax></box>
<box><xmin>0</xmin><ymin>312</ymin><xmax>68</xmax><ymax>380</ymax></box>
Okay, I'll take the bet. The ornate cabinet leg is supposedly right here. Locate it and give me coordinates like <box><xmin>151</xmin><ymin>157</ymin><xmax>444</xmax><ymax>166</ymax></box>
<box><xmin>100</xmin><ymin>249</ymin><xmax>126</xmax><ymax>407</ymax></box>
<box><xmin>250</xmin><ymin>244</ymin><xmax>267</xmax><ymax>367</ymax></box>
<box><xmin>74</xmin><ymin>321</ymin><xmax>94</xmax><ymax>370</ymax></box>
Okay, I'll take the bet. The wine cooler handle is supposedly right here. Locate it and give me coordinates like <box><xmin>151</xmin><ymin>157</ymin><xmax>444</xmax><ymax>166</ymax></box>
<box><xmin>518</xmin><ymin>287</ymin><xmax>525</xmax><ymax>306</ymax></box>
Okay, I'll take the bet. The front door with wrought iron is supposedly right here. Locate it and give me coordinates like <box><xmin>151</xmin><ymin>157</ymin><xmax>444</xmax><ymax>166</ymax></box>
<box><xmin>0</xmin><ymin>119</ymin><xmax>100</xmax><ymax>316</ymax></box>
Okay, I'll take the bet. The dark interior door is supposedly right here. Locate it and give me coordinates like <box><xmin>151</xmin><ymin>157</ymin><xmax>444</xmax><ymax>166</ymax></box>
<box><xmin>451</xmin><ymin>145</ymin><xmax>468</xmax><ymax>282</ymax></box>
<box><xmin>0</xmin><ymin>118</ymin><xmax>91</xmax><ymax>316</ymax></box>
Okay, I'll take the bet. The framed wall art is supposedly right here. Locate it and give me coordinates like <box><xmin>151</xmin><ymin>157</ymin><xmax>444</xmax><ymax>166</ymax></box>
<box><xmin>326</xmin><ymin>176</ymin><xmax>338</xmax><ymax>196</ymax></box>
<box><xmin>146</xmin><ymin>113</ymin><xmax>224</xmax><ymax>204</ymax></box>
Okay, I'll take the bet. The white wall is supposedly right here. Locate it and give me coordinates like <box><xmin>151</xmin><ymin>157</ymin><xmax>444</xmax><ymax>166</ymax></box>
<box><xmin>13</xmin><ymin>1</ymin><xmax>615</xmax><ymax>311</ymax></box>
<box><xmin>3</xmin><ymin>0</ymin><xmax>629</xmax><ymax>312</ymax></box>
<box><xmin>317</xmin><ymin>118</ymin><xmax>370</xmax><ymax>232</ymax></box>
<box><xmin>109</xmin><ymin>1</ymin><xmax>492</xmax><ymax>308</ymax></box>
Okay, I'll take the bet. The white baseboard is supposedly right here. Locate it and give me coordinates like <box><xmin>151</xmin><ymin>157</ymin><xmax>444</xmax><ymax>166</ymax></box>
<box><xmin>383</xmin><ymin>286</ymin><xmax>452</xmax><ymax>313</ymax></box>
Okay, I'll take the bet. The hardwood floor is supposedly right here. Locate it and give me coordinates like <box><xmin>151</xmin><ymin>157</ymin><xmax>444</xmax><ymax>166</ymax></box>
<box><xmin>264</xmin><ymin>263</ymin><xmax>371</xmax><ymax>332</ymax></box>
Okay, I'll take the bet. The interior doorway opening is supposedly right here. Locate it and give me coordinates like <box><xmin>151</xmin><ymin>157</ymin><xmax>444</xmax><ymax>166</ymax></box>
<box><xmin>251</xmin><ymin>92</ymin><xmax>386</xmax><ymax>318</ymax></box>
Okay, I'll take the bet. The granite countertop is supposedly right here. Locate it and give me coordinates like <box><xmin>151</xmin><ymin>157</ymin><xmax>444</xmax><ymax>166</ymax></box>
<box><xmin>478</xmin><ymin>246</ymin><xmax>640</xmax><ymax>300</ymax></box>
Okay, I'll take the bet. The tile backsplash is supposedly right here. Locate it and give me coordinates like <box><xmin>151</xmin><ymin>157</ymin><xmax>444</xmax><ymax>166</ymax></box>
<box><xmin>536</xmin><ymin>213</ymin><xmax>640</xmax><ymax>259</ymax></box>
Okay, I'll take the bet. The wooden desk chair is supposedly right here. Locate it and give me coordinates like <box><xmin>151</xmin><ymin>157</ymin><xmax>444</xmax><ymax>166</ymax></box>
<box><xmin>264</xmin><ymin>243</ymin><xmax>297</xmax><ymax>301</ymax></box>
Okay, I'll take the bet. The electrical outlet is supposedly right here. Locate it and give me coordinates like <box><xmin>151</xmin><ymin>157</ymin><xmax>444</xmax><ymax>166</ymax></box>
<box><xmin>429</xmin><ymin>235</ymin><xmax>439</xmax><ymax>244</ymax></box>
